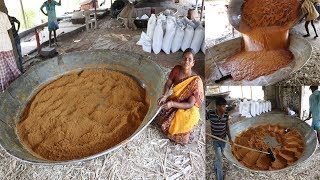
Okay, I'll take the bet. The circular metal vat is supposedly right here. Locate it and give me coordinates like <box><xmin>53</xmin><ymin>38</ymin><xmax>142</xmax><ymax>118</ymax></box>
<box><xmin>224</xmin><ymin>114</ymin><xmax>318</xmax><ymax>172</ymax></box>
<box><xmin>205</xmin><ymin>34</ymin><xmax>312</xmax><ymax>86</ymax></box>
<box><xmin>0</xmin><ymin>50</ymin><xmax>165</xmax><ymax>164</ymax></box>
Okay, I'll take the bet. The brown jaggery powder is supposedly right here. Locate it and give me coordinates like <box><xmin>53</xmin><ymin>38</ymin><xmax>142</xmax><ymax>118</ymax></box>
<box><xmin>232</xmin><ymin>124</ymin><xmax>304</xmax><ymax>170</ymax></box>
<box><xmin>222</xmin><ymin>0</ymin><xmax>300</xmax><ymax>81</ymax></box>
<box><xmin>241</xmin><ymin>0</ymin><xmax>300</xmax><ymax>30</ymax></box>
<box><xmin>17</xmin><ymin>69</ymin><xmax>149</xmax><ymax>161</ymax></box>
<box><xmin>223</xmin><ymin>48</ymin><xmax>293</xmax><ymax>81</ymax></box>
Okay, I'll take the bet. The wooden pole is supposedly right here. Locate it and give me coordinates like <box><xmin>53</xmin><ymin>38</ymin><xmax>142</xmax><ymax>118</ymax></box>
<box><xmin>19</xmin><ymin>0</ymin><xmax>27</xmax><ymax>29</ymax></box>
<box><xmin>94</xmin><ymin>0</ymin><xmax>97</xmax><ymax>28</ymax></box>
<box><xmin>206</xmin><ymin>133</ymin><xmax>270</xmax><ymax>154</ymax></box>
<box><xmin>200</xmin><ymin>0</ymin><xmax>204</xmax><ymax>21</ymax></box>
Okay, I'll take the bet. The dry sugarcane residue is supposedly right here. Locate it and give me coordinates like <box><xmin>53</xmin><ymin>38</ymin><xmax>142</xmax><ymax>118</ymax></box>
<box><xmin>232</xmin><ymin>124</ymin><xmax>304</xmax><ymax>170</ymax></box>
<box><xmin>17</xmin><ymin>69</ymin><xmax>149</xmax><ymax>161</ymax></box>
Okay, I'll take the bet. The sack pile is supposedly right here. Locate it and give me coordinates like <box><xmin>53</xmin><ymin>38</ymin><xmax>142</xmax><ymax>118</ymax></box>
<box><xmin>137</xmin><ymin>14</ymin><xmax>205</xmax><ymax>54</ymax></box>
<box><xmin>239</xmin><ymin>99</ymin><xmax>272</xmax><ymax>118</ymax></box>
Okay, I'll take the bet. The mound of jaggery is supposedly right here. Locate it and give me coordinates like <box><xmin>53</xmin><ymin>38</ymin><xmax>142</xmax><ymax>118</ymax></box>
<box><xmin>223</xmin><ymin>48</ymin><xmax>293</xmax><ymax>81</ymax></box>
<box><xmin>17</xmin><ymin>69</ymin><xmax>149</xmax><ymax>161</ymax></box>
<box><xmin>232</xmin><ymin>124</ymin><xmax>304</xmax><ymax>170</ymax></box>
<box><xmin>241</xmin><ymin>0</ymin><xmax>300</xmax><ymax>29</ymax></box>
<box><xmin>222</xmin><ymin>0</ymin><xmax>300</xmax><ymax>81</ymax></box>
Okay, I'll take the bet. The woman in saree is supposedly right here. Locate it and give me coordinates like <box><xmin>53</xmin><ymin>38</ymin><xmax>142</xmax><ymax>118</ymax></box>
<box><xmin>157</xmin><ymin>48</ymin><xmax>204</xmax><ymax>145</ymax></box>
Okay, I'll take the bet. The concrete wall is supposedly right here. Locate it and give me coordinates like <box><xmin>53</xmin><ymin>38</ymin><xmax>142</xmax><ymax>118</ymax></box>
<box><xmin>264</xmin><ymin>86</ymin><xmax>302</xmax><ymax>115</ymax></box>
<box><xmin>263</xmin><ymin>86</ymin><xmax>280</xmax><ymax>109</ymax></box>
<box><xmin>0</xmin><ymin>0</ymin><xmax>19</xmax><ymax>70</ymax></box>
<box><xmin>279</xmin><ymin>86</ymin><xmax>302</xmax><ymax>115</ymax></box>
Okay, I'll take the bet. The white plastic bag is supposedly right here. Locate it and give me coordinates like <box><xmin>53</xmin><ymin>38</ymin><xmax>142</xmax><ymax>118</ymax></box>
<box><xmin>239</xmin><ymin>101</ymin><xmax>243</xmax><ymax>115</ymax></box>
<box><xmin>192</xmin><ymin>19</ymin><xmax>200</xmax><ymax>28</ymax></box>
<box><xmin>182</xmin><ymin>17</ymin><xmax>196</xmax><ymax>28</ymax></box>
<box><xmin>157</xmin><ymin>13</ymin><xmax>167</xmax><ymax>31</ymax></box>
<box><xmin>136</xmin><ymin>31</ymin><xmax>145</xmax><ymax>45</ymax></box>
<box><xmin>263</xmin><ymin>101</ymin><xmax>267</xmax><ymax>113</ymax></box>
<box><xmin>259</xmin><ymin>101</ymin><xmax>263</xmax><ymax>114</ymax></box>
<box><xmin>190</xmin><ymin>24</ymin><xmax>205</xmax><ymax>54</ymax></box>
<box><xmin>152</xmin><ymin>20</ymin><xmax>164</xmax><ymax>54</ymax></box>
<box><xmin>241</xmin><ymin>100</ymin><xmax>252</xmax><ymax>118</ymax></box>
<box><xmin>250</xmin><ymin>100</ymin><xmax>256</xmax><ymax>117</ymax></box>
<box><xmin>147</xmin><ymin>14</ymin><xmax>157</xmax><ymax>40</ymax></box>
<box><xmin>255</xmin><ymin>101</ymin><xmax>260</xmax><ymax>115</ymax></box>
<box><xmin>171</xmin><ymin>25</ymin><xmax>185</xmax><ymax>53</ymax></box>
<box><xmin>176</xmin><ymin>18</ymin><xmax>184</xmax><ymax>27</ymax></box>
<box><xmin>141</xmin><ymin>14</ymin><xmax>149</xmax><ymax>20</ymax></box>
<box><xmin>137</xmin><ymin>32</ymin><xmax>152</xmax><ymax>53</ymax></box>
<box><xmin>181</xmin><ymin>24</ymin><xmax>194</xmax><ymax>52</ymax></box>
<box><xmin>162</xmin><ymin>16</ymin><xmax>176</xmax><ymax>54</ymax></box>
<box><xmin>267</xmin><ymin>101</ymin><xmax>272</xmax><ymax>111</ymax></box>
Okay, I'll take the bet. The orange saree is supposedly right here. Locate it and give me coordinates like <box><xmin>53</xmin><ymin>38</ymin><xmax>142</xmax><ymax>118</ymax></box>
<box><xmin>158</xmin><ymin>76</ymin><xmax>204</xmax><ymax>145</ymax></box>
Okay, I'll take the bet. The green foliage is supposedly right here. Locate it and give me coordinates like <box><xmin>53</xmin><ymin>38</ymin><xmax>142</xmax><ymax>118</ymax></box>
<box><xmin>19</xmin><ymin>9</ymin><xmax>36</xmax><ymax>29</ymax></box>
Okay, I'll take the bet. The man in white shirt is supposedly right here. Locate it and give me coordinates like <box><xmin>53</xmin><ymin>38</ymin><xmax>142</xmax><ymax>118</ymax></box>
<box><xmin>0</xmin><ymin>11</ymin><xmax>21</xmax><ymax>92</ymax></box>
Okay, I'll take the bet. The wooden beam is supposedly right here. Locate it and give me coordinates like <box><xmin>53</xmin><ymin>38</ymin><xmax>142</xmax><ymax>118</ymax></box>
<box><xmin>19</xmin><ymin>0</ymin><xmax>27</xmax><ymax>28</ymax></box>
<box><xmin>200</xmin><ymin>0</ymin><xmax>204</xmax><ymax>21</ymax></box>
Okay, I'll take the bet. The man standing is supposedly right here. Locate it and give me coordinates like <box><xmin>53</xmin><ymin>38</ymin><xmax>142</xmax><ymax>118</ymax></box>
<box><xmin>40</xmin><ymin>0</ymin><xmax>61</xmax><ymax>47</ymax></box>
<box><xmin>8</xmin><ymin>15</ymin><xmax>23</xmax><ymax>72</ymax></box>
<box><xmin>0</xmin><ymin>11</ymin><xmax>21</xmax><ymax>91</ymax></box>
<box><xmin>207</xmin><ymin>97</ymin><xmax>233</xmax><ymax>180</ymax></box>
<box><xmin>307</xmin><ymin>86</ymin><xmax>320</xmax><ymax>144</ymax></box>
<box><xmin>301</xmin><ymin>0</ymin><xmax>319</xmax><ymax>38</ymax></box>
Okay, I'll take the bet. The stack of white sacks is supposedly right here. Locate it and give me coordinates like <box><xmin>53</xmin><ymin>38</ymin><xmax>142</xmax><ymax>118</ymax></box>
<box><xmin>137</xmin><ymin>13</ymin><xmax>205</xmax><ymax>54</ymax></box>
<box><xmin>239</xmin><ymin>99</ymin><xmax>272</xmax><ymax>118</ymax></box>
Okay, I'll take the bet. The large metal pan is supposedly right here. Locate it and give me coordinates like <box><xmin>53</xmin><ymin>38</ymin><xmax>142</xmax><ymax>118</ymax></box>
<box><xmin>205</xmin><ymin>34</ymin><xmax>312</xmax><ymax>86</ymax></box>
<box><xmin>0</xmin><ymin>50</ymin><xmax>165</xmax><ymax>164</ymax></box>
<box><xmin>224</xmin><ymin>113</ymin><xmax>318</xmax><ymax>172</ymax></box>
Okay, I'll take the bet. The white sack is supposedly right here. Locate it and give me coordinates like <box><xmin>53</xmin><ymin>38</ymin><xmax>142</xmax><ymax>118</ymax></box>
<box><xmin>152</xmin><ymin>20</ymin><xmax>164</xmax><ymax>54</ymax></box>
<box><xmin>162</xmin><ymin>16</ymin><xmax>176</xmax><ymax>54</ymax></box>
<box><xmin>171</xmin><ymin>25</ymin><xmax>185</xmax><ymax>53</ymax></box>
<box><xmin>190</xmin><ymin>24</ymin><xmax>205</xmax><ymax>54</ymax></box>
<box><xmin>147</xmin><ymin>14</ymin><xmax>157</xmax><ymax>40</ymax></box>
<box><xmin>181</xmin><ymin>24</ymin><xmax>194</xmax><ymax>51</ymax></box>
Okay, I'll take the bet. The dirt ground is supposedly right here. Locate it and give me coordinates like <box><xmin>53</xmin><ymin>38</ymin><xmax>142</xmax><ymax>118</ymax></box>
<box><xmin>205</xmin><ymin>111</ymin><xmax>320</xmax><ymax>180</ymax></box>
<box><xmin>0</xmin><ymin>1</ymin><xmax>206</xmax><ymax>179</ymax></box>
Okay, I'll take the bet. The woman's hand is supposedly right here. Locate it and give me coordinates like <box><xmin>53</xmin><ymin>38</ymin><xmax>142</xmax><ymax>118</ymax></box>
<box><xmin>158</xmin><ymin>95</ymin><xmax>167</xmax><ymax>106</ymax></box>
<box><xmin>162</xmin><ymin>101</ymin><xmax>174</xmax><ymax>110</ymax></box>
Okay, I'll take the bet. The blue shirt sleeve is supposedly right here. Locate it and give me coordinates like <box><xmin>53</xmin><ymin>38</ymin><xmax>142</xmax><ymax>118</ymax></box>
<box><xmin>54</xmin><ymin>1</ymin><xmax>61</xmax><ymax>6</ymax></box>
<box><xmin>40</xmin><ymin>2</ymin><xmax>46</xmax><ymax>10</ymax></box>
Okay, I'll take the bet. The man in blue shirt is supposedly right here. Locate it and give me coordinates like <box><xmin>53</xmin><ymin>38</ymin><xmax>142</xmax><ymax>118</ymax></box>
<box><xmin>307</xmin><ymin>86</ymin><xmax>320</xmax><ymax>144</ymax></box>
<box><xmin>40</xmin><ymin>0</ymin><xmax>61</xmax><ymax>47</ymax></box>
<box><xmin>207</xmin><ymin>97</ymin><xmax>233</xmax><ymax>180</ymax></box>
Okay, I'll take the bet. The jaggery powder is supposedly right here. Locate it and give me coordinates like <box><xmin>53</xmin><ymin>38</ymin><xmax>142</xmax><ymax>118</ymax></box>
<box><xmin>223</xmin><ymin>0</ymin><xmax>300</xmax><ymax>81</ymax></box>
<box><xmin>232</xmin><ymin>124</ymin><xmax>304</xmax><ymax>170</ymax></box>
<box><xmin>17</xmin><ymin>69</ymin><xmax>149</xmax><ymax>161</ymax></box>
<box><xmin>223</xmin><ymin>49</ymin><xmax>293</xmax><ymax>81</ymax></box>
